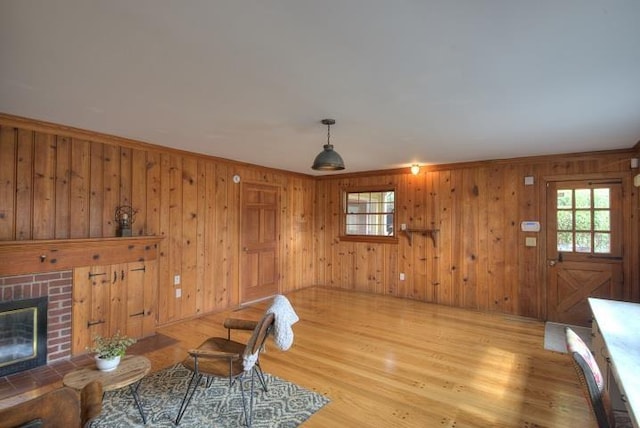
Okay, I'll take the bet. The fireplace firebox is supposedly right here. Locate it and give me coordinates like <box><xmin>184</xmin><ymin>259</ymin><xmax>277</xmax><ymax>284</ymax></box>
<box><xmin>0</xmin><ymin>296</ymin><xmax>48</xmax><ymax>377</ymax></box>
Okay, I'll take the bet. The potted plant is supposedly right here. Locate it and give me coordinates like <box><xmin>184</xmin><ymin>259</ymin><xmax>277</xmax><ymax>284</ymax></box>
<box><xmin>89</xmin><ymin>331</ymin><xmax>136</xmax><ymax>372</ymax></box>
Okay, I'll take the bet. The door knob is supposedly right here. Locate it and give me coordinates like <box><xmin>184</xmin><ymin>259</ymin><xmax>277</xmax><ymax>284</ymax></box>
<box><xmin>548</xmin><ymin>260</ymin><xmax>557</xmax><ymax>266</ymax></box>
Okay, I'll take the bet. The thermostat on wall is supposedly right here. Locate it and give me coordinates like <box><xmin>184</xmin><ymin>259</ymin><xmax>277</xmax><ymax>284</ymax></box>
<box><xmin>520</xmin><ymin>221</ymin><xmax>540</xmax><ymax>232</ymax></box>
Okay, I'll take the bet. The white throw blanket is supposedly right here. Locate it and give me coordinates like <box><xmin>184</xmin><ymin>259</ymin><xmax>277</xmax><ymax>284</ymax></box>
<box><xmin>266</xmin><ymin>294</ymin><xmax>299</xmax><ymax>351</ymax></box>
<box><xmin>243</xmin><ymin>295</ymin><xmax>299</xmax><ymax>371</ymax></box>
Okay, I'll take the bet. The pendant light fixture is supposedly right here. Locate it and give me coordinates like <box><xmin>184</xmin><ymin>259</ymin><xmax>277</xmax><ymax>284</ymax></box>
<box><xmin>312</xmin><ymin>119</ymin><xmax>345</xmax><ymax>171</ymax></box>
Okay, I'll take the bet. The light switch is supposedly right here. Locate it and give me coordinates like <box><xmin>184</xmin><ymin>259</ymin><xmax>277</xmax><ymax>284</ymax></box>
<box><xmin>525</xmin><ymin>237</ymin><xmax>537</xmax><ymax>247</ymax></box>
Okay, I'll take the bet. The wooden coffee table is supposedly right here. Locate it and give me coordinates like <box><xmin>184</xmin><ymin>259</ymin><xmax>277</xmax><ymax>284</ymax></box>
<box><xmin>63</xmin><ymin>355</ymin><xmax>151</xmax><ymax>423</ymax></box>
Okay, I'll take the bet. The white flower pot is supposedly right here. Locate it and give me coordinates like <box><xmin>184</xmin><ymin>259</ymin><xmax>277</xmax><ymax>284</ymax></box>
<box><xmin>95</xmin><ymin>355</ymin><xmax>121</xmax><ymax>372</ymax></box>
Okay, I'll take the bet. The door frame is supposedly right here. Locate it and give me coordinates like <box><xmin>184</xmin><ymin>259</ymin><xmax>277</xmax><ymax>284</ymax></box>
<box><xmin>238</xmin><ymin>180</ymin><xmax>281</xmax><ymax>305</ymax></box>
<box><xmin>539</xmin><ymin>171</ymin><xmax>634</xmax><ymax>320</ymax></box>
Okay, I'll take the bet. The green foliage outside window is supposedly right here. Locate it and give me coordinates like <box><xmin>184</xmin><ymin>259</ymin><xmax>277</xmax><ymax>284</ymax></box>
<box><xmin>556</xmin><ymin>188</ymin><xmax>610</xmax><ymax>254</ymax></box>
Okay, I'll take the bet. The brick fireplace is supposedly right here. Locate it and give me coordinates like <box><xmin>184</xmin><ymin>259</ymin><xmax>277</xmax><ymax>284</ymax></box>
<box><xmin>0</xmin><ymin>271</ymin><xmax>73</xmax><ymax>371</ymax></box>
<box><xmin>0</xmin><ymin>236</ymin><xmax>162</xmax><ymax>377</ymax></box>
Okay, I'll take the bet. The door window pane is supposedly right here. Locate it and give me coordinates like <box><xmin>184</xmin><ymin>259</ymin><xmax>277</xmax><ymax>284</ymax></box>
<box><xmin>593</xmin><ymin>188</ymin><xmax>610</xmax><ymax>209</ymax></box>
<box><xmin>557</xmin><ymin>190</ymin><xmax>572</xmax><ymax>209</ymax></box>
<box><xmin>557</xmin><ymin>232</ymin><xmax>573</xmax><ymax>251</ymax></box>
<box><xmin>575</xmin><ymin>232</ymin><xmax>592</xmax><ymax>252</ymax></box>
<box><xmin>575</xmin><ymin>210</ymin><xmax>591</xmax><ymax>231</ymax></box>
<box><xmin>575</xmin><ymin>189</ymin><xmax>591</xmax><ymax>208</ymax></box>
<box><xmin>594</xmin><ymin>211</ymin><xmax>610</xmax><ymax>231</ymax></box>
<box><xmin>594</xmin><ymin>233</ymin><xmax>611</xmax><ymax>253</ymax></box>
<box><xmin>557</xmin><ymin>211</ymin><xmax>573</xmax><ymax>230</ymax></box>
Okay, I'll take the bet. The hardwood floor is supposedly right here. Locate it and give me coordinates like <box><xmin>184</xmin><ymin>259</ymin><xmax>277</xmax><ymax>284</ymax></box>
<box><xmin>1</xmin><ymin>287</ymin><xmax>595</xmax><ymax>427</ymax></box>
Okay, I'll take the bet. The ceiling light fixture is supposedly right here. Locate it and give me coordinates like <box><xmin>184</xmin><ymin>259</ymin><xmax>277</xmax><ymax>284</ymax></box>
<box><xmin>312</xmin><ymin>119</ymin><xmax>345</xmax><ymax>171</ymax></box>
<box><xmin>410</xmin><ymin>164</ymin><xmax>420</xmax><ymax>175</ymax></box>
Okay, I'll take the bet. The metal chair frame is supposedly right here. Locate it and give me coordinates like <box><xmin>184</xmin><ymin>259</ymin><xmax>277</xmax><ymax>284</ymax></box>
<box><xmin>175</xmin><ymin>312</ymin><xmax>274</xmax><ymax>426</ymax></box>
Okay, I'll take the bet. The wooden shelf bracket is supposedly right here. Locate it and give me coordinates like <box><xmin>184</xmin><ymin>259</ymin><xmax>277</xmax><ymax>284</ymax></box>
<box><xmin>403</xmin><ymin>228</ymin><xmax>439</xmax><ymax>247</ymax></box>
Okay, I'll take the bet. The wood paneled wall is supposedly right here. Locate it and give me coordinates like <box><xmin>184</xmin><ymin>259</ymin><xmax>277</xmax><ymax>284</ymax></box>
<box><xmin>0</xmin><ymin>115</ymin><xmax>316</xmax><ymax>325</ymax></box>
<box><xmin>1</xmin><ymin>113</ymin><xmax>639</xmax><ymax>323</ymax></box>
<box><xmin>315</xmin><ymin>154</ymin><xmax>640</xmax><ymax>319</ymax></box>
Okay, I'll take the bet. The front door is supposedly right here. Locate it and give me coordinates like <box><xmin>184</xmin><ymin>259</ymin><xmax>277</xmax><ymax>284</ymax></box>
<box><xmin>546</xmin><ymin>180</ymin><xmax>624</xmax><ymax>326</ymax></box>
<box><xmin>240</xmin><ymin>183</ymin><xmax>279</xmax><ymax>303</ymax></box>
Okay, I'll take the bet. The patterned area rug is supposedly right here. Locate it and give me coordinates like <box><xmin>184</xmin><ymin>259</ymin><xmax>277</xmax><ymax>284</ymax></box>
<box><xmin>93</xmin><ymin>364</ymin><xmax>329</xmax><ymax>427</ymax></box>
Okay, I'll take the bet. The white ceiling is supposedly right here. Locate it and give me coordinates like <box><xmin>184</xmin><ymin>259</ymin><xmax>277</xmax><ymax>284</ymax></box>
<box><xmin>1</xmin><ymin>1</ymin><xmax>640</xmax><ymax>175</ymax></box>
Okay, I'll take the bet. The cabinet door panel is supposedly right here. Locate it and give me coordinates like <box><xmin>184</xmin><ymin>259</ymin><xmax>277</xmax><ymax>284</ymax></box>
<box><xmin>141</xmin><ymin>260</ymin><xmax>157</xmax><ymax>337</ymax></box>
<box><xmin>72</xmin><ymin>265</ymin><xmax>110</xmax><ymax>354</ymax></box>
<box><xmin>126</xmin><ymin>261</ymin><xmax>146</xmax><ymax>338</ymax></box>
<box><xmin>72</xmin><ymin>260</ymin><xmax>158</xmax><ymax>355</ymax></box>
<box><xmin>109</xmin><ymin>263</ymin><xmax>127</xmax><ymax>336</ymax></box>
<box><xmin>89</xmin><ymin>265</ymin><xmax>110</xmax><ymax>339</ymax></box>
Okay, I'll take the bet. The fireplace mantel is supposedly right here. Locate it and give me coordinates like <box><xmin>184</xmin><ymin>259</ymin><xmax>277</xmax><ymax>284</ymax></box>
<box><xmin>0</xmin><ymin>236</ymin><xmax>163</xmax><ymax>276</ymax></box>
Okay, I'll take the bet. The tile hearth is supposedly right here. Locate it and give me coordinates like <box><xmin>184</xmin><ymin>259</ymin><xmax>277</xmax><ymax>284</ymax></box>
<box><xmin>0</xmin><ymin>333</ymin><xmax>177</xmax><ymax>405</ymax></box>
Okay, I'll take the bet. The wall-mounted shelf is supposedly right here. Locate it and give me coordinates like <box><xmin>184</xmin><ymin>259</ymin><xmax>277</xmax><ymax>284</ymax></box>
<box><xmin>403</xmin><ymin>228</ymin><xmax>439</xmax><ymax>247</ymax></box>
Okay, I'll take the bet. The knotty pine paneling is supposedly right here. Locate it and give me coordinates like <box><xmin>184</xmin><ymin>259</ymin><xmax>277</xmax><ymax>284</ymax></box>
<box><xmin>15</xmin><ymin>129</ymin><xmax>33</xmax><ymax>240</ymax></box>
<box><xmin>1</xmin><ymin>113</ymin><xmax>638</xmax><ymax>324</ymax></box>
<box><xmin>316</xmin><ymin>152</ymin><xmax>640</xmax><ymax>319</ymax></box>
<box><xmin>0</xmin><ymin>127</ymin><xmax>16</xmax><ymax>239</ymax></box>
<box><xmin>54</xmin><ymin>136</ymin><xmax>71</xmax><ymax>239</ymax></box>
<box><xmin>32</xmin><ymin>133</ymin><xmax>56</xmax><ymax>239</ymax></box>
<box><xmin>194</xmin><ymin>159</ymin><xmax>208</xmax><ymax>315</ymax></box>
<box><xmin>102</xmin><ymin>144</ymin><xmax>120</xmax><ymax>236</ymax></box>
<box><xmin>130</xmin><ymin>148</ymin><xmax>148</xmax><ymax>236</ymax></box>
<box><xmin>0</xmin><ymin>116</ymin><xmax>316</xmax><ymax>328</ymax></box>
<box><xmin>69</xmin><ymin>138</ymin><xmax>91</xmax><ymax>238</ymax></box>
<box><xmin>88</xmin><ymin>141</ymin><xmax>104</xmax><ymax>237</ymax></box>
<box><xmin>180</xmin><ymin>156</ymin><xmax>198</xmax><ymax>319</ymax></box>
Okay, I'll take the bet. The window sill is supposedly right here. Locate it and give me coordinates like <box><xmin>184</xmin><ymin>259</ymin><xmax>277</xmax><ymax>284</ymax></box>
<box><xmin>339</xmin><ymin>235</ymin><xmax>399</xmax><ymax>244</ymax></box>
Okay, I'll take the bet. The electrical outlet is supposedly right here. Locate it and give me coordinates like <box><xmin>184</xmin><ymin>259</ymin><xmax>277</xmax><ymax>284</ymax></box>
<box><xmin>400</xmin><ymin>273</ymin><xmax>405</xmax><ymax>281</ymax></box>
<box><xmin>174</xmin><ymin>275</ymin><xmax>181</xmax><ymax>285</ymax></box>
<box><xmin>400</xmin><ymin>223</ymin><xmax>407</xmax><ymax>230</ymax></box>
<box><xmin>175</xmin><ymin>288</ymin><xmax>182</xmax><ymax>298</ymax></box>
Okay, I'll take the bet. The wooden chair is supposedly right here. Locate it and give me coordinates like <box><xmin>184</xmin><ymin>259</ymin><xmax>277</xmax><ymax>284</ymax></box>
<box><xmin>0</xmin><ymin>380</ymin><xmax>102</xmax><ymax>428</ymax></box>
<box><xmin>565</xmin><ymin>327</ymin><xmax>632</xmax><ymax>428</ymax></box>
<box><xmin>175</xmin><ymin>312</ymin><xmax>275</xmax><ymax>426</ymax></box>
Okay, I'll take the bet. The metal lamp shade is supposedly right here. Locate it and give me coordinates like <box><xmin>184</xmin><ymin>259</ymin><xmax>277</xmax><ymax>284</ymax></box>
<box><xmin>312</xmin><ymin>144</ymin><xmax>345</xmax><ymax>170</ymax></box>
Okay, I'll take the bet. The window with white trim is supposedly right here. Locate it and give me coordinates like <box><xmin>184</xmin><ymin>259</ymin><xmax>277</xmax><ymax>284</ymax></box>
<box><xmin>343</xmin><ymin>189</ymin><xmax>395</xmax><ymax>238</ymax></box>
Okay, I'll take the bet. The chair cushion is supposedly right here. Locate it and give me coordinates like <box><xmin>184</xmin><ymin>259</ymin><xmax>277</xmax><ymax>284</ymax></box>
<box><xmin>182</xmin><ymin>337</ymin><xmax>246</xmax><ymax>378</ymax></box>
<box><xmin>565</xmin><ymin>327</ymin><xmax>604</xmax><ymax>392</ymax></box>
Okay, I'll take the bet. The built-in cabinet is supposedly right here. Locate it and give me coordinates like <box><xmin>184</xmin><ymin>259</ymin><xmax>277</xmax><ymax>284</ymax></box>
<box><xmin>0</xmin><ymin>236</ymin><xmax>162</xmax><ymax>356</ymax></box>
<box><xmin>71</xmin><ymin>260</ymin><xmax>157</xmax><ymax>354</ymax></box>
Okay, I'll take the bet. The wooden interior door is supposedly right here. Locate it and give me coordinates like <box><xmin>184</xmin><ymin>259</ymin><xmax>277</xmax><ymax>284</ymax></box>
<box><xmin>240</xmin><ymin>183</ymin><xmax>279</xmax><ymax>303</ymax></box>
<box><xmin>546</xmin><ymin>180</ymin><xmax>623</xmax><ymax>326</ymax></box>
